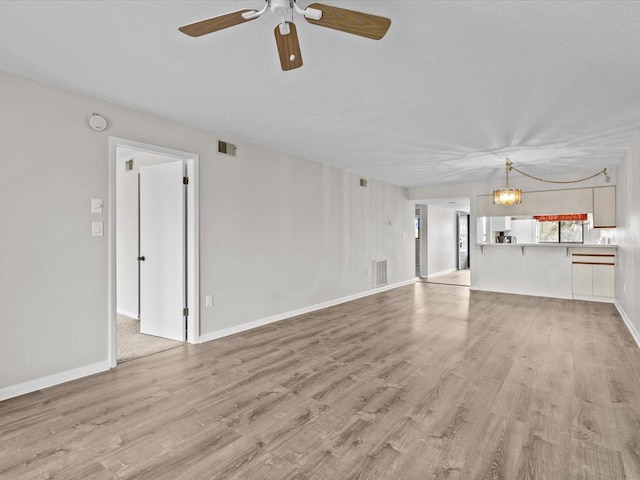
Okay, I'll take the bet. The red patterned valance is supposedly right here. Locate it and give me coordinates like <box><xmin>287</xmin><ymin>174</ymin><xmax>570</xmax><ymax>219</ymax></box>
<box><xmin>533</xmin><ymin>214</ymin><xmax>588</xmax><ymax>222</ymax></box>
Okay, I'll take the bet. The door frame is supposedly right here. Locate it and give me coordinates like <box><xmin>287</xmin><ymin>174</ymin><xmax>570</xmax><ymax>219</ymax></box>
<box><xmin>108</xmin><ymin>137</ymin><xmax>200</xmax><ymax>368</ymax></box>
<box><xmin>457</xmin><ymin>212</ymin><xmax>470</xmax><ymax>270</ymax></box>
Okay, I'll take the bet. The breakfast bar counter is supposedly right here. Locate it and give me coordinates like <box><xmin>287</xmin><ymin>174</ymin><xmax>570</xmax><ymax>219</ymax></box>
<box><xmin>472</xmin><ymin>243</ymin><xmax>617</xmax><ymax>302</ymax></box>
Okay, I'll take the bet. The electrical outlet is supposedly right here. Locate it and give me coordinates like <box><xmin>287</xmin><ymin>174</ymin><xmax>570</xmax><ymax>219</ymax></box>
<box><xmin>205</xmin><ymin>295</ymin><xmax>213</xmax><ymax>307</ymax></box>
<box><xmin>92</xmin><ymin>222</ymin><xmax>103</xmax><ymax>237</ymax></box>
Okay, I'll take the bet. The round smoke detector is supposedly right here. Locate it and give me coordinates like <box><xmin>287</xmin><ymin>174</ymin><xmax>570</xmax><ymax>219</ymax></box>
<box><xmin>88</xmin><ymin>113</ymin><xmax>108</xmax><ymax>131</ymax></box>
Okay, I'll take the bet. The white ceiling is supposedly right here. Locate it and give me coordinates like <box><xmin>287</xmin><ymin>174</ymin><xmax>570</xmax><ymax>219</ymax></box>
<box><xmin>2</xmin><ymin>1</ymin><xmax>640</xmax><ymax>188</ymax></box>
<box><xmin>418</xmin><ymin>197</ymin><xmax>471</xmax><ymax>213</ymax></box>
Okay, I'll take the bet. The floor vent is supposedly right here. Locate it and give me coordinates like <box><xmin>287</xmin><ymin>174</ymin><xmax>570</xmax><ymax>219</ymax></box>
<box><xmin>373</xmin><ymin>259</ymin><xmax>388</xmax><ymax>288</ymax></box>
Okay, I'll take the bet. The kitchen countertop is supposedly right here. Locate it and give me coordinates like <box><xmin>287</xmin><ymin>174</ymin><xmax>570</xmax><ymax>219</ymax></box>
<box><xmin>476</xmin><ymin>243</ymin><xmax>617</xmax><ymax>248</ymax></box>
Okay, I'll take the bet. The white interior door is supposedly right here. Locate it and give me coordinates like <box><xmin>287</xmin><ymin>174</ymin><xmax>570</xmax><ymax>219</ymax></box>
<box><xmin>139</xmin><ymin>161</ymin><xmax>185</xmax><ymax>341</ymax></box>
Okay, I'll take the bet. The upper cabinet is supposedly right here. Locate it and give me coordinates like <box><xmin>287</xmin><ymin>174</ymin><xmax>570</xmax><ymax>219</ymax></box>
<box><xmin>490</xmin><ymin>216</ymin><xmax>512</xmax><ymax>232</ymax></box>
<box><xmin>593</xmin><ymin>186</ymin><xmax>616</xmax><ymax>228</ymax></box>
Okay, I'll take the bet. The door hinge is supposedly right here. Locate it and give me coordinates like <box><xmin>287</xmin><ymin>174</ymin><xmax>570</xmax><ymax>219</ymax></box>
<box><xmin>183</xmin><ymin>307</ymin><xmax>189</xmax><ymax>316</ymax></box>
<box><xmin>183</xmin><ymin>176</ymin><xmax>189</xmax><ymax>185</ymax></box>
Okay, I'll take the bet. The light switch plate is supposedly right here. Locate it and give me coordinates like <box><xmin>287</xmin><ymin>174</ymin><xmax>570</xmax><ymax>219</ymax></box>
<box><xmin>91</xmin><ymin>198</ymin><xmax>103</xmax><ymax>214</ymax></box>
<box><xmin>92</xmin><ymin>222</ymin><xmax>103</xmax><ymax>237</ymax></box>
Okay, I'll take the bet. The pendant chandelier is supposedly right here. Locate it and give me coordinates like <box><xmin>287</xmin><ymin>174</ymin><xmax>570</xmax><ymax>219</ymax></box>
<box><xmin>493</xmin><ymin>159</ymin><xmax>522</xmax><ymax>207</ymax></box>
<box><xmin>491</xmin><ymin>158</ymin><xmax>608</xmax><ymax>207</ymax></box>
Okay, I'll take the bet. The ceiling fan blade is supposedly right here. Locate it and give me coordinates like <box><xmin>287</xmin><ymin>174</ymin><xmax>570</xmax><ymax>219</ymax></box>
<box><xmin>304</xmin><ymin>3</ymin><xmax>391</xmax><ymax>40</ymax></box>
<box><xmin>274</xmin><ymin>22</ymin><xmax>303</xmax><ymax>71</ymax></box>
<box><xmin>179</xmin><ymin>9</ymin><xmax>257</xmax><ymax>37</ymax></box>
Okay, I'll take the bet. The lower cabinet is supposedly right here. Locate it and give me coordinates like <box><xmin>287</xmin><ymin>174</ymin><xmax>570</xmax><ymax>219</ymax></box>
<box><xmin>592</xmin><ymin>264</ymin><xmax>615</xmax><ymax>297</ymax></box>
<box><xmin>572</xmin><ymin>264</ymin><xmax>593</xmax><ymax>296</ymax></box>
<box><xmin>572</xmin><ymin>259</ymin><xmax>615</xmax><ymax>301</ymax></box>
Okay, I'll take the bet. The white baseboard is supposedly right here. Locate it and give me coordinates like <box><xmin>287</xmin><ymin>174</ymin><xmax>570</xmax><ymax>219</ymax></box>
<box><xmin>0</xmin><ymin>360</ymin><xmax>111</xmax><ymax>402</ymax></box>
<box><xmin>615</xmin><ymin>300</ymin><xmax>640</xmax><ymax>350</ymax></box>
<box><xmin>572</xmin><ymin>294</ymin><xmax>615</xmax><ymax>304</ymax></box>
<box><xmin>199</xmin><ymin>278</ymin><xmax>417</xmax><ymax>344</ymax></box>
<box><xmin>426</xmin><ymin>268</ymin><xmax>458</xmax><ymax>279</ymax></box>
<box><xmin>117</xmin><ymin>309</ymin><xmax>139</xmax><ymax>319</ymax></box>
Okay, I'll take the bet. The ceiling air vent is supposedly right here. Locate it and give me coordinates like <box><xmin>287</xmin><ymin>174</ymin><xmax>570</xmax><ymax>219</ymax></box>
<box><xmin>218</xmin><ymin>140</ymin><xmax>237</xmax><ymax>157</ymax></box>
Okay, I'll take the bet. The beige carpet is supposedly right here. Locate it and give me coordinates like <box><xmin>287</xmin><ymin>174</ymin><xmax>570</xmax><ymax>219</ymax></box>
<box><xmin>117</xmin><ymin>314</ymin><xmax>184</xmax><ymax>362</ymax></box>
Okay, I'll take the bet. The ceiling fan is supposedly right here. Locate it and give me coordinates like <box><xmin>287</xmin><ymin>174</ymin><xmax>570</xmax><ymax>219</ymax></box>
<box><xmin>178</xmin><ymin>0</ymin><xmax>391</xmax><ymax>71</ymax></box>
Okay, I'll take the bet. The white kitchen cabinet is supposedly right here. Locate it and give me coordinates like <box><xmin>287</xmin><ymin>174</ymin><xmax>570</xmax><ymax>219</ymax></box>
<box><xmin>593</xmin><ymin>186</ymin><xmax>616</xmax><ymax>228</ymax></box>
<box><xmin>592</xmin><ymin>264</ymin><xmax>615</xmax><ymax>297</ymax></box>
<box><xmin>572</xmin><ymin>264</ymin><xmax>593</xmax><ymax>296</ymax></box>
<box><xmin>572</xmin><ymin>252</ymin><xmax>615</xmax><ymax>302</ymax></box>
<box><xmin>491</xmin><ymin>216</ymin><xmax>511</xmax><ymax>231</ymax></box>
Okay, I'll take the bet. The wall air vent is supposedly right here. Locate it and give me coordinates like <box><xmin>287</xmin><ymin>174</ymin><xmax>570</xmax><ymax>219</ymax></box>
<box><xmin>373</xmin><ymin>259</ymin><xmax>388</xmax><ymax>288</ymax></box>
<box><xmin>218</xmin><ymin>140</ymin><xmax>237</xmax><ymax>157</ymax></box>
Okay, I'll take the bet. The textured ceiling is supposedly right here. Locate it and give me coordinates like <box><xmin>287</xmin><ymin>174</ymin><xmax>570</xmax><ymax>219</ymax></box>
<box><xmin>1</xmin><ymin>1</ymin><xmax>640</xmax><ymax>188</ymax></box>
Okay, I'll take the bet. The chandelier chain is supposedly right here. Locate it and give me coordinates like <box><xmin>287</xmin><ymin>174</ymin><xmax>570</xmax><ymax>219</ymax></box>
<box><xmin>508</xmin><ymin>164</ymin><xmax>607</xmax><ymax>185</ymax></box>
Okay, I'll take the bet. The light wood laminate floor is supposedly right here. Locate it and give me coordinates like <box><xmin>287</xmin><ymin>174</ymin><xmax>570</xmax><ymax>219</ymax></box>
<box><xmin>2</xmin><ymin>283</ymin><xmax>640</xmax><ymax>479</ymax></box>
<box><xmin>421</xmin><ymin>269</ymin><xmax>470</xmax><ymax>286</ymax></box>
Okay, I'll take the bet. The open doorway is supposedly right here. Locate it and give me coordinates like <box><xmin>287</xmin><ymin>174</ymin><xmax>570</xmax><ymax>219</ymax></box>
<box><xmin>108</xmin><ymin>138</ymin><xmax>199</xmax><ymax>366</ymax></box>
<box><xmin>415</xmin><ymin>197</ymin><xmax>470</xmax><ymax>286</ymax></box>
<box><xmin>457</xmin><ymin>212</ymin><xmax>469</xmax><ymax>270</ymax></box>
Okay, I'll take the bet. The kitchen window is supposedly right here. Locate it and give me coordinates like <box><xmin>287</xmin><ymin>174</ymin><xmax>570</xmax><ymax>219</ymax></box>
<box><xmin>537</xmin><ymin>220</ymin><xmax>584</xmax><ymax>243</ymax></box>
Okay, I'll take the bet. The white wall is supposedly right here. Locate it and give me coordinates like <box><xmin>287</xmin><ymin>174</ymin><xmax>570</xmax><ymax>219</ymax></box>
<box><xmin>616</xmin><ymin>130</ymin><xmax>640</xmax><ymax>343</ymax></box>
<box><xmin>200</xmin><ymin>143</ymin><xmax>415</xmax><ymax>333</ymax></box>
<box><xmin>425</xmin><ymin>204</ymin><xmax>458</xmax><ymax>277</ymax></box>
<box><xmin>0</xmin><ymin>71</ymin><xmax>415</xmax><ymax>398</ymax></box>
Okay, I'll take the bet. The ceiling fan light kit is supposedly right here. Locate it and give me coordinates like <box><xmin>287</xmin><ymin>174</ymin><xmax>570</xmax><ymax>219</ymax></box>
<box><xmin>179</xmin><ymin>0</ymin><xmax>391</xmax><ymax>71</ymax></box>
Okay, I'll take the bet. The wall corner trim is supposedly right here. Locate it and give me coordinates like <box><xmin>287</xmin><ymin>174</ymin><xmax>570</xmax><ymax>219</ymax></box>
<box><xmin>198</xmin><ymin>278</ymin><xmax>417</xmax><ymax>345</ymax></box>
<box><xmin>615</xmin><ymin>300</ymin><xmax>640</xmax><ymax>350</ymax></box>
<box><xmin>0</xmin><ymin>360</ymin><xmax>111</xmax><ymax>402</ymax></box>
